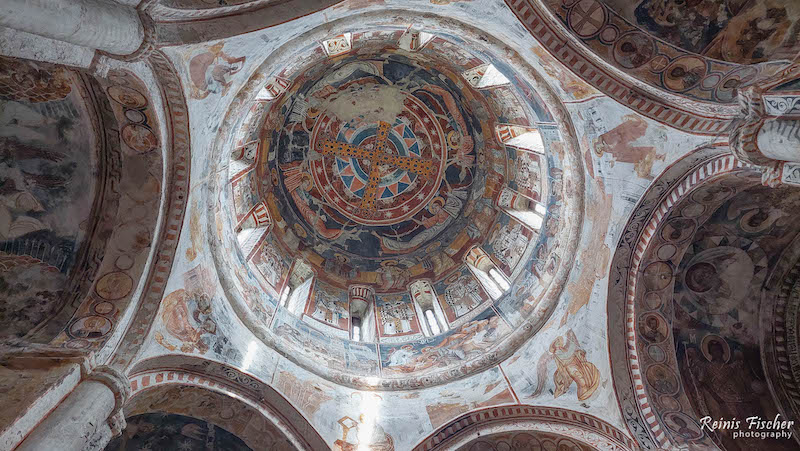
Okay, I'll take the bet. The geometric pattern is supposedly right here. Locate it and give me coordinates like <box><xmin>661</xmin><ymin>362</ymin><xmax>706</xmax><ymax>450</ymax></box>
<box><xmin>311</xmin><ymin>93</ymin><xmax>446</xmax><ymax>226</ymax></box>
<box><xmin>412</xmin><ymin>405</ymin><xmax>636</xmax><ymax>450</ymax></box>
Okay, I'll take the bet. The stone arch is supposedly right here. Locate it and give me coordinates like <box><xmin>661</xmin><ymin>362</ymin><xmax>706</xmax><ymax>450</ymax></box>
<box><xmin>144</xmin><ymin>0</ymin><xmax>346</xmax><ymax>46</ymax></box>
<box><xmin>105</xmin><ymin>49</ymin><xmax>193</xmax><ymax>370</ymax></box>
<box><xmin>607</xmin><ymin>145</ymin><xmax>753</xmax><ymax>449</ymax></box>
<box><xmin>126</xmin><ymin>355</ymin><xmax>327</xmax><ymax>450</ymax></box>
<box><xmin>204</xmin><ymin>8</ymin><xmax>587</xmax><ymax>391</ymax></box>
<box><xmin>758</xmin><ymin>227</ymin><xmax>800</xmax><ymax>441</ymax></box>
<box><xmin>0</xmin><ymin>56</ymin><xmax>165</xmax><ymax>357</ymax></box>
<box><xmin>608</xmin><ymin>143</ymin><xmax>800</xmax><ymax>450</ymax></box>
<box><xmin>412</xmin><ymin>405</ymin><xmax>635</xmax><ymax>451</ymax></box>
<box><xmin>503</xmin><ymin>0</ymin><xmax>800</xmax><ymax>135</ymax></box>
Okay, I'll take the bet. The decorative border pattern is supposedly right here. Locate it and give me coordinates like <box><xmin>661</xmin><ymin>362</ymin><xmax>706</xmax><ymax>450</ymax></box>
<box><xmin>127</xmin><ymin>356</ymin><xmax>326</xmax><ymax>451</ymax></box>
<box><xmin>143</xmin><ymin>0</ymin><xmax>345</xmax><ymax>46</ymax></box>
<box><xmin>412</xmin><ymin>405</ymin><xmax>635</xmax><ymax>451</ymax></box>
<box><xmin>775</xmin><ymin>267</ymin><xmax>800</xmax><ymax>414</ymax></box>
<box><xmin>607</xmin><ymin>145</ymin><xmax>755</xmax><ymax>449</ymax></box>
<box><xmin>761</xmin><ymin>235</ymin><xmax>800</xmax><ymax>439</ymax></box>
<box><xmin>204</xmin><ymin>10</ymin><xmax>585</xmax><ymax>390</ymax></box>
<box><xmin>109</xmin><ymin>50</ymin><xmax>191</xmax><ymax>369</ymax></box>
<box><xmin>505</xmin><ymin>0</ymin><xmax>735</xmax><ymax>136</ymax></box>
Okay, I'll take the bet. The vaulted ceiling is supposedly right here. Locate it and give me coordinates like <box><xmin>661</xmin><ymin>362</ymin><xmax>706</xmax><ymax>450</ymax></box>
<box><xmin>1</xmin><ymin>0</ymin><xmax>799</xmax><ymax>450</ymax></box>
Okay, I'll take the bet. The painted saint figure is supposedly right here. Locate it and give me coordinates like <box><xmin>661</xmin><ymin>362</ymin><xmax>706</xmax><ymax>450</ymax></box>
<box><xmin>189</xmin><ymin>42</ymin><xmax>246</xmax><ymax>99</ymax></box>
<box><xmin>333</xmin><ymin>415</ymin><xmax>394</xmax><ymax>451</ymax></box>
<box><xmin>530</xmin><ymin>329</ymin><xmax>600</xmax><ymax>401</ymax></box>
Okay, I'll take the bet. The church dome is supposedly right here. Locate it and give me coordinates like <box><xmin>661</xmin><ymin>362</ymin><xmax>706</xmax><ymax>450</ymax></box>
<box><xmin>209</xmin><ymin>14</ymin><xmax>583</xmax><ymax>389</ymax></box>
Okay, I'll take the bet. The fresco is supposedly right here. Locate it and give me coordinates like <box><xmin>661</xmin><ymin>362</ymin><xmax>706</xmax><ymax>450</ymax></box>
<box><xmin>197</xmin><ymin>0</ymin><xmax>585</xmax><ymax>395</ymax></box>
<box><xmin>592</xmin><ymin>114</ymin><xmax>664</xmax><ymax>179</ymax></box>
<box><xmin>250</xmin><ymin>233</ymin><xmax>289</xmax><ymax>295</ymax></box>
<box><xmin>162</xmin><ymin>0</ymin><xmax>257</xmax><ymax>9</ymax></box>
<box><xmin>505</xmin><ymin>146</ymin><xmax>544</xmax><ymax>202</ymax></box>
<box><xmin>120</xmin><ymin>382</ymin><xmax>298</xmax><ymax>450</ymax></box>
<box><xmin>528</xmin><ymin>329</ymin><xmax>600</xmax><ymax>402</ymax></box>
<box><xmin>422</xmin><ymin>368</ymin><xmax>516</xmax><ymax>429</ymax></box>
<box><xmin>272</xmin><ymin>307</ymin><xmax>381</xmax><ymax>376</ymax></box>
<box><xmin>483</xmin><ymin>212</ymin><xmax>536</xmax><ymax>278</ymax></box>
<box><xmin>0</xmin><ymin>57</ymin><xmax>99</xmax><ymax>340</ymax></box>
<box><xmin>379</xmin><ymin>306</ymin><xmax>511</xmax><ymax>376</ymax></box>
<box><xmin>433</xmin><ymin>265</ymin><xmax>489</xmax><ymax>324</ymax></box>
<box><xmin>272</xmin><ymin>357</ymin><xmax>515</xmax><ymax>450</ymax></box>
<box><xmin>455</xmin><ymin>431</ymin><xmax>592</xmax><ymax>451</ymax></box>
<box><xmin>601</xmin><ymin>0</ymin><xmax>800</xmax><ymax>64</ymax></box>
<box><xmin>188</xmin><ymin>42</ymin><xmax>245</xmax><ymax>100</ymax></box>
<box><xmin>333</xmin><ymin>413</ymin><xmax>396</xmax><ymax>451</ymax></box>
<box><xmin>154</xmin><ymin>288</ymin><xmax>218</xmax><ymax>354</ymax></box>
<box><xmin>306</xmin><ymin>280</ymin><xmax>350</xmax><ymax>331</ymax></box>
<box><xmin>231</xmin><ymin>170</ymin><xmax>258</xmax><ymax>222</ymax></box>
<box><xmin>512</xmin><ymin>0</ymin><xmax>794</xmax><ymax>126</ymax></box>
<box><xmin>671</xmin><ymin>184</ymin><xmax>800</xmax><ymax>451</ymax></box>
<box><xmin>376</xmin><ymin>292</ymin><xmax>422</xmax><ymax>341</ymax></box>
<box><xmin>267</xmin><ymin>54</ymin><xmax>485</xmax><ymax>288</ymax></box>
<box><xmin>105</xmin><ymin>413</ymin><xmax>252</xmax><ymax>451</ymax></box>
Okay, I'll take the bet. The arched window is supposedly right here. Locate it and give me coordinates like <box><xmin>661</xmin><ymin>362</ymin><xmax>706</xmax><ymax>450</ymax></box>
<box><xmin>230</xmin><ymin>140</ymin><xmax>258</xmax><ymax>175</ymax></box>
<box><xmin>351</xmin><ymin>316</ymin><xmax>362</xmax><ymax>342</ymax></box>
<box><xmin>398</xmin><ymin>29</ymin><xmax>434</xmax><ymax>51</ymax></box>
<box><xmin>255</xmin><ymin>76</ymin><xmax>290</xmax><ymax>101</ymax></box>
<box><xmin>349</xmin><ymin>286</ymin><xmax>376</xmax><ymax>342</ymax></box>
<box><xmin>497</xmin><ymin>186</ymin><xmax>546</xmax><ymax>231</ymax></box>
<box><xmin>465</xmin><ymin>246</ymin><xmax>510</xmax><ymax>300</ymax></box>
<box><xmin>282</xmin><ymin>260</ymin><xmax>314</xmax><ymax>315</ymax></box>
<box><xmin>409</xmin><ymin>280</ymin><xmax>447</xmax><ymax>337</ymax></box>
<box><xmin>235</xmin><ymin>201</ymin><xmax>271</xmax><ymax>260</ymax></box>
<box><xmin>462</xmin><ymin>64</ymin><xmax>510</xmax><ymax>89</ymax></box>
<box><xmin>496</xmin><ymin>124</ymin><xmax>545</xmax><ymax>154</ymax></box>
<box><xmin>424</xmin><ymin>310</ymin><xmax>441</xmax><ymax>335</ymax></box>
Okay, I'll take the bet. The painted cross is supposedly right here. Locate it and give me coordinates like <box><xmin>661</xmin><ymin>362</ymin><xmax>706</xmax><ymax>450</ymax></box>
<box><xmin>320</xmin><ymin>121</ymin><xmax>435</xmax><ymax>211</ymax></box>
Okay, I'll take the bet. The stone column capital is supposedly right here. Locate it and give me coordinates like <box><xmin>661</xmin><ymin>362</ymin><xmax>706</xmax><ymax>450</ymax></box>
<box><xmin>729</xmin><ymin>85</ymin><xmax>800</xmax><ymax>186</ymax></box>
<box><xmin>729</xmin><ymin>86</ymin><xmax>772</xmax><ymax>166</ymax></box>
<box><xmin>88</xmin><ymin>365</ymin><xmax>131</xmax><ymax>413</ymax></box>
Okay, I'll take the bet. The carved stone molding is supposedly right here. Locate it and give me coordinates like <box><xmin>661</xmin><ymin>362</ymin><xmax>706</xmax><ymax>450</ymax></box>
<box><xmin>412</xmin><ymin>405</ymin><xmax>636</xmax><ymax>451</ymax></box>
<box><xmin>607</xmin><ymin>145</ymin><xmax>755</xmax><ymax>450</ymax></box>
<box><xmin>729</xmin><ymin>87</ymin><xmax>800</xmax><ymax>186</ymax></box>
<box><xmin>88</xmin><ymin>365</ymin><xmax>131</xmax><ymax>414</ymax></box>
<box><xmin>761</xmin><ymin>233</ymin><xmax>800</xmax><ymax>444</ymax></box>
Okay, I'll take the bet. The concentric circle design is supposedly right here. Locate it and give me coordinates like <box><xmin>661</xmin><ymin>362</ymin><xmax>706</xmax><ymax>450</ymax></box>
<box><xmin>271</xmin><ymin>57</ymin><xmax>481</xmax><ymax>270</ymax></box>
<box><xmin>309</xmin><ymin>93</ymin><xmax>447</xmax><ymax>226</ymax></box>
<box><xmin>209</xmin><ymin>17</ymin><xmax>584</xmax><ymax>390</ymax></box>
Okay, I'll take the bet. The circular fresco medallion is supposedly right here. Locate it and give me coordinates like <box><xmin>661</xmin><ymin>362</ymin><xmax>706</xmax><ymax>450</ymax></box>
<box><xmin>309</xmin><ymin>94</ymin><xmax>447</xmax><ymax>226</ymax></box>
<box><xmin>107</xmin><ymin>85</ymin><xmax>147</xmax><ymax>108</ymax></box>
<box><xmin>121</xmin><ymin>123</ymin><xmax>158</xmax><ymax>153</ymax></box>
<box><xmin>95</xmin><ymin>271</ymin><xmax>134</xmax><ymax>300</ymax></box>
<box><xmin>69</xmin><ymin>315</ymin><xmax>113</xmax><ymax>339</ymax></box>
<box><xmin>271</xmin><ymin>57</ymin><xmax>481</xmax><ymax>272</ymax></box>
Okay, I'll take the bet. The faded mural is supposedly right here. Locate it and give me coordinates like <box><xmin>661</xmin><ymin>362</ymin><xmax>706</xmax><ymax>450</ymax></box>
<box><xmin>105</xmin><ymin>413</ymin><xmax>251</xmax><ymax>451</ymax></box>
<box><xmin>0</xmin><ymin>57</ymin><xmax>98</xmax><ymax>340</ymax></box>
<box><xmin>671</xmin><ymin>184</ymin><xmax>800</xmax><ymax>451</ymax></box>
<box><xmin>601</xmin><ymin>0</ymin><xmax>800</xmax><ymax>63</ymax></box>
<box><xmin>43</xmin><ymin>0</ymin><xmax>800</xmax><ymax>450</ymax></box>
<box><xmin>456</xmin><ymin>430</ymin><xmax>593</xmax><ymax>451</ymax></box>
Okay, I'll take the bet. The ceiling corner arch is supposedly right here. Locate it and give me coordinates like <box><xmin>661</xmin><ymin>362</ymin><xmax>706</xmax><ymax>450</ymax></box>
<box><xmin>607</xmin><ymin>143</ymin><xmax>753</xmax><ymax>449</ymax></box>
<box><xmin>412</xmin><ymin>405</ymin><xmax>636</xmax><ymax>450</ymax></box>
<box><xmin>108</xmin><ymin>49</ymin><xmax>192</xmax><ymax>370</ymax></box>
<box><xmin>126</xmin><ymin>354</ymin><xmax>327</xmax><ymax>450</ymax></box>
<box><xmin>144</xmin><ymin>0</ymin><xmax>347</xmax><ymax>46</ymax></box>
<box><xmin>606</xmin><ymin>141</ymin><xmax>800</xmax><ymax>450</ymax></box>
<box><xmin>503</xmin><ymin>0</ymin><xmax>800</xmax><ymax>136</ymax></box>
